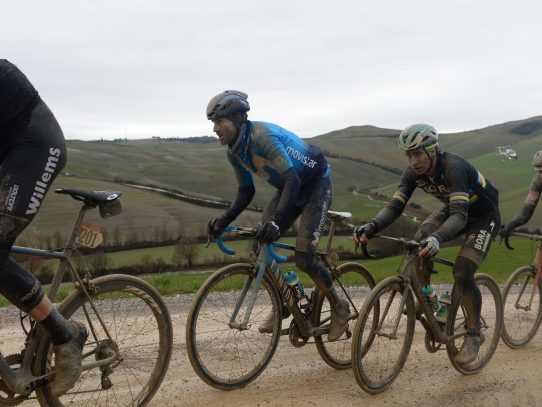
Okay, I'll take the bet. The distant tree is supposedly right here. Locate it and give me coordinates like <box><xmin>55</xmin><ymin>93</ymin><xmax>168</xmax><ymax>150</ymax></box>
<box><xmin>172</xmin><ymin>237</ymin><xmax>201</xmax><ymax>268</ymax></box>
<box><xmin>88</xmin><ymin>253</ymin><xmax>113</xmax><ymax>275</ymax></box>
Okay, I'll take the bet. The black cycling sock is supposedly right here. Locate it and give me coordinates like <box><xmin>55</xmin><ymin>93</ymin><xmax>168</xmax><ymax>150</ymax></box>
<box><xmin>39</xmin><ymin>308</ymin><xmax>73</xmax><ymax>346</ymax></box>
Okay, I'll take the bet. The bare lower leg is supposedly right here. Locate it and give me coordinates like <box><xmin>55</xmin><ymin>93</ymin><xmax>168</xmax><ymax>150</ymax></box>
<box><xmin>28</xmin><ymin>296</ymin><xmax>53</xmax><ymax>321</ymax></box>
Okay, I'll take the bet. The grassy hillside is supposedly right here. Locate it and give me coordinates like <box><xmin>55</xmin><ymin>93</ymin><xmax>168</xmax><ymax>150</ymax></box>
<box><xmin>19</xmin><ymin>116</ymin><xmax>542</xmax><ymax>245</ymax></box>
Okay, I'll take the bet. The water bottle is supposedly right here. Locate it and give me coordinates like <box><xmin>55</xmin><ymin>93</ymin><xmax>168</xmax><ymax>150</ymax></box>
<box><xmin>436</xmin><ymin>291</ymin><xmax>452</xmax><ymax>324</ymax></box>
<box><xmin>284</xmin><ymin>271</ymin><xmax>304</xmax><ymax>299</ymax></box>
<box><xmin>422</xmin><ymin>284</ymin><xmax>440</xmax><ymax>312</ymax></box>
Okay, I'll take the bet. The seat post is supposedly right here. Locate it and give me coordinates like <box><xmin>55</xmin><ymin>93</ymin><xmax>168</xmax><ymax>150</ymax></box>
<box><xmin>64</xmin><ymin>204</ymin><xmax>92</xmax><ymax>252</ymax></box>
<box><xmin>324</xmin><ymin>219</ymin><xmax>337</xmax><ymax>254</ymax></box>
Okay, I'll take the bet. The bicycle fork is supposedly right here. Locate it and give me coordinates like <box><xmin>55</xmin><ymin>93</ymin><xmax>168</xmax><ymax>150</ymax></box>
<box><xmin>376</xmin><ymin>278</ymin><xmax>411</xmax><ymax>340</ymax></box>
<box><xmin>228</xmin><ymin>245</ymin><xmax>312</xmax><ymax>336</ymax></box>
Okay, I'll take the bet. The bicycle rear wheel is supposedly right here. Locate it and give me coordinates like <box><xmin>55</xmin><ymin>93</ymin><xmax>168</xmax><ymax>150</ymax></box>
<box><xmin>34</xmin><ymin>274</ymin><xmax>173</xmax><ymax>407</ymax></box>
<box><xmin>501</xmin><ymin>266</ymin><xmax>542</xmax><ymax>348</ymax></box>
<box><xmin>351</xmin><ymin>277</ymin><xmax>415</xmax><ymax>394</ymax></box>
<box><xmin>313</xmin><ymin>262</ymin><xmax>375</xmax><ymax>369</ymax></box>
<box><xmin>447</xmin><ymin>273</ymin><xmax>503</xmax><ymax>374</ymax></box>
<box><xmin>186</xmin><ymin>263</ymin><xmax>282</xmax><ymax>390</ymax></box>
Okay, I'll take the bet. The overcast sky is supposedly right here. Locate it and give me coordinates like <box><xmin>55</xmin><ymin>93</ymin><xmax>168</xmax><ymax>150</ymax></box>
<box><xmin>2</xmin><ymin>0</ymin><xmax>541</xmax><ymax>140</ymax></box>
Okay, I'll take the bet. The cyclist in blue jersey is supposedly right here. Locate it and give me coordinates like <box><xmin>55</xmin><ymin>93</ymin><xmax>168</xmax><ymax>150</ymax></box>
<box><xmin>353</xmin><ymin>124</ymin><xmax>500</xmax><ymax>363</ymax></box>
<box><xmin>500</xmin><ymin>150</ymin><xmax>542</xmax><ymax>237</ymax></box>
<box><xmin>205</xmin><ymin>90</ymin><xmax>349</xmax><ymax>341</ymax></box>
<box><xmin>0</xmin><ymin>60</ymin><xmax>87</xmax><ymax>395</ymax></box>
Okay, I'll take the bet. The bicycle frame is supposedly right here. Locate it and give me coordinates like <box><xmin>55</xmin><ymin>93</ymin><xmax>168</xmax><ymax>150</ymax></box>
<box><xmin>215</xmin><ymin>218</ymin><xmax>354</xmax><ymax>339</ymax></box>
<box><xmin>364</xmin><ymin>236</ymin><xmax>466</xmax><ymax>346</ymax></box>
<box><xmin>0</xmin><ymin>204</ymin><xmax>119</xmax><ymax>395</ymax></box>
<box><xmin>508</xmin><ymin>232</ymin><xmax>542</xmax><ymax>311</ymax></box>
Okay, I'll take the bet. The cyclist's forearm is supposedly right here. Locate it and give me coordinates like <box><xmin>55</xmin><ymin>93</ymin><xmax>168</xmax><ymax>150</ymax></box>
<box><xmin>221</xmin><ymin>185</ymin><xmax>256</xmax><ymax>224</ymax></box>
<box><xmin>372</xmin><ymin>204</ymin><xmax>402</xmax><ymax>232</ymax></box>
<box><xmin>507</xmin><ymin>203</ymin><xmax>536</xmax><ymax>229</ymax></box>
<box><xmin>272</xmin><ymin>168</ymin><xmax>300</xmax><ymax>229</ymax></box>
<box><xmin>431</xmin><ymin>212</ymin><xmax>467</xmax><ymax>243</ymax></box>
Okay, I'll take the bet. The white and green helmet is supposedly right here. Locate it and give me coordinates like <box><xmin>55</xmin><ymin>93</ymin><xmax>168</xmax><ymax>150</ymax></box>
<box><xmin>533</xmin><ymin>150</ymin><xmax>542</xmax><ymax>170</ymax></box>
<box><xmin>398</xmin><ymin>124</ymin><xmax>439</xmax><ymax>152</ymax></box>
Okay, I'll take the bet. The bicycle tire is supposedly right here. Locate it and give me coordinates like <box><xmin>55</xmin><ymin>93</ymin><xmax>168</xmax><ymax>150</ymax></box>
<box><xmin>352</xmin><ymin>276</ymin><xmax>415</xmax><ymax>394</ymax></box>
<box><xmin>447</xmin><ymin>273</ymin><xmax>503</xmax><ymax>374</ymax></box>
<box><xmin>34</xmin><ymin>274</ymin><xmax>173</xmax><ymax>407</ymax></box>
<box><xmin>313</xmin><ymin>262</ymin><xmax>376</xmax><ymax>369</ymax></box>
<box><xmin>501</xmin><ymin>266</ymin><xmax>542</xmax><ymax>348</ymax></box>
<box><xmin>186</xmin><ymin>263</ymin><xmax>282</xmax><ymax>390</ymax></box>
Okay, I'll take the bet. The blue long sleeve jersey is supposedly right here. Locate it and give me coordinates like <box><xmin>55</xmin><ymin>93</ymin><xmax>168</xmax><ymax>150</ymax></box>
<box><xmin>227</xmin><ymin>121</ymin><xmax>330</xmax><ymax>189</ymax></box>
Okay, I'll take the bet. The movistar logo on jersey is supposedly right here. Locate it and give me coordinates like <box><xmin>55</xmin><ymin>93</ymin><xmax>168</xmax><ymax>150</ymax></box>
<box><xmin>285</xmin><ymin>146</ymin><xmax>318</xmax><ymax>168</ymax></box>
<box><xmin>26</xmin><ymin>148</ymin><xmax>61</xmax><ymax>215</ymax></box>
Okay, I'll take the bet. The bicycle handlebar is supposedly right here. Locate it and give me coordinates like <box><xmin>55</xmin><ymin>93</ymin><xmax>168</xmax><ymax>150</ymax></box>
<box><xmin>212</xmin><ymin>226</ymin><xmax>288</xmax><ymax>263</ymax></box>
<box><xmin>503</xmin><ymin>231</ymin><xmax>542</xmax><ymax>251</ymax></box>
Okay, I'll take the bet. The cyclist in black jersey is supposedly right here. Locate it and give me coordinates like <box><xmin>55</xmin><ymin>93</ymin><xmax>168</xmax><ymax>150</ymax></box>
<box><xmin>0</xmin><ymin>60</ymin><xmax>87</xmax><ymax>395</ymax></box>
<box><xmin>205</xmin><ymin>90</ymin><xmax>349</xmax><ymax>341</ymax></box>
<box><xmin>500</xmin><ymin>150</ymin><xmax>542</xmax><ymax>237</ymax></box>
<box><xmin>353</xmin><ymin>124</ymin><xmax>500</xmax><ymax>364</ymax></box>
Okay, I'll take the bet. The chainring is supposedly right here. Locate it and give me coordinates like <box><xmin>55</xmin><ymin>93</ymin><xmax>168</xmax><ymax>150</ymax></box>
<box><xmin>424</xmin><ymin>330</ymin><xmax>442</xmax><ymax>353</ymax></box>
<box><xmin>288</xmin><ymin>320</ymin><xmax>309</xmax><ymax>348</ymax></box>
<box><xmin>0</xmin><ymin>354</ymin><xmax>29</xmax><ymax>406</ymax></box>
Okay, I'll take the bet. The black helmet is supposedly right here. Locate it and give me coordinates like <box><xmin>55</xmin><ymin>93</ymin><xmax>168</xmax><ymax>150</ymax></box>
<box><xmin>206</xmin><ymin>90</ymin><xmax>250</xmax><ymax>120</ymax></box>
<box><xmin>533</xmin><ymin>150</ymin><xmax>542</xmax><ymax>170</ymax></box>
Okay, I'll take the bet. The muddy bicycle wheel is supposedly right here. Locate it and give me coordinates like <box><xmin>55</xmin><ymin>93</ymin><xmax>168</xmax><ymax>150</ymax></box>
<box><xmin>34</xmin><ymin>274</ymin><xmax>173</xmax><ymax>407</ymax></box>
<box><xmin>501</xmin><ymin>266</ymin><xmax>542</xmax><ymax>348</ymax></box>
<box><xmin>447</xmin><ymin>273</ymin><xmax>503</xmax><ymax>374</ymax></box>
<box><xmin>352</xmin><ymin>277</ymin><xmax>415</xmax><ymax>394</ymax></box>
<box><xmin>186</xmin><ymin>263</ymin><xmax>282</xmax><ymax>390</ymax></box>
<box><xmin>313</xmin><ymin>262</ymin><xmax>376</xmax><ymax>369</ymax></box>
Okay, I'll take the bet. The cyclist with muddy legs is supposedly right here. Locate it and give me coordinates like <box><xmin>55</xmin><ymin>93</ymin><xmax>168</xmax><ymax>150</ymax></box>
<box><xmin>205</xmin><ymin>90</ymin><xmax>349</xmax><ymax>341</ymax></box>
<box><xmin>353</xmin><ymin>124</ymin><xmax>500</xmax><ymax>364</ymax></box>
<box><xmin>0</xmin><ymin>60</ymin><xmax>87</xmax><ymax>395</ymax></box>
<box><xmin>500</xmin><ymin>151</ymin><xmax>542</xmax><ymax>238</ymax></box>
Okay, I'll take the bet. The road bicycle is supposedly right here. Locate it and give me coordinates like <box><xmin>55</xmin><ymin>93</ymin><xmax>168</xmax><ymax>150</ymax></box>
<box><xmin>351</xmin><ymin>235</ymin><xmax>503</xmax><ymax>394</ymax></box>
<box><xmin>501</xmin><ymin>231</ymin><xmax>542</xmax><ymax>348</ymax></box>
<box><xmin>185</xmin><ymin>210</ymin><xmax>376</xmax><ymax>390</ymax></box>
<box><xmin>0</xmin><ymin>188</ymin><xmax>173</xmax><ymax>406</ymax></box>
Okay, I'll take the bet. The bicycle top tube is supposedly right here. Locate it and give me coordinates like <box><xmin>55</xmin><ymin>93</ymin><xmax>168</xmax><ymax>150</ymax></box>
<box><xmin>361</xmin><ymin>234</ymin><xmax>454</xmax><ymax>268</ymax></box>
<box><xmin>215</xmin><ymin>226</ymin><xmax>288</xmax><ymax>263</ymax></box>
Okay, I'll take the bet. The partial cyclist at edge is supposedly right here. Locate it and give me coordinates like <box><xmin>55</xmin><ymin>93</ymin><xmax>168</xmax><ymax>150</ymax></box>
<box><xmin>205</xmin><ymin>90</ymin><xmax>349</xmax><ymax>341</ymax></box>
<box><xmin>500</xmin><ymin>150</ymin><xmax>542</xmax><ymax>238</ymax></box>
<box><xmin>353</xmin><ymin>124</ymin><xmax>500</xmax><ymax>364</ymax></box>
<box><xmin>0</xmin><ymin>60</ymin><xmax>87</xmax><ymax>395</ymax></box>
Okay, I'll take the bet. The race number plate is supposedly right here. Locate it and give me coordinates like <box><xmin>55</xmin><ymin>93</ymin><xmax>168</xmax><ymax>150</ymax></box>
<box><xmin>76</xmin><ymin>222</ymin><xmax>104</xmax><ymax>248</ymax></box>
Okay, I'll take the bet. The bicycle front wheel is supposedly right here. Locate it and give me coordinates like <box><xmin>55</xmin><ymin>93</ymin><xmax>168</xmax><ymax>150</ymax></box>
<box><xmin>447</xmin><ymin>273</ymin><xmax>503</xmax><ymax>374</ymax></box>
<box><xmin>501</xmin><ymin>266</ymin><xmax>542</xmax><ymax>348</ymax></box>
<box><xmin>34</xmin><ymin>274</ymin><xmax>173</xmax><ymax>407</ymax></box>
<box><xmin>186</xmin><ymin>263</ymin><xmax>282</xmax><ymax>390</ymax></box>
<box><xmin>351</xmin><ymin>277</ymin><xmax>415</xmax><ymax>394</ymax></box>
<box><xmin>313</xmin><ymin>262</ymin><xmax>375</xmax><ymax>369</ymax></box>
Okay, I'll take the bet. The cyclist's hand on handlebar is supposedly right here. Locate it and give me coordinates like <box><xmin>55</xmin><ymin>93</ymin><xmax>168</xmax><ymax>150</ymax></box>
<box><xmin>255</xmin><ymin>220</ymin><xmax>280</xmax><ymax>243</ymax></box>
<box><xmin>207</xmin><ymin>217</ymin><xmax>226</xmax><ymax>239</ymax></box>
<box><xmin>419</xmin><ymin>236</ymin><xmax>440</xmax><ymax>257</ymax></box>
<box><xmin>353</xmin><ymin>222</ymin><xmax>376</xmax><ymax>244</ymax></box>
<box><xmin>499</xmin><ymin>223</ymin><xmax>513</xmax><ymax>239</ymax></box>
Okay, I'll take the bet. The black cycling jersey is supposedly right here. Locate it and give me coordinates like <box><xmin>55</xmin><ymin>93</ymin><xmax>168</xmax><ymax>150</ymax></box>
<box><xmin>0</xmin><ymin>60</ymin><xmax>39</xmax><ymax>131</ymax></box>
<box><xmin>372</xmin><ymin>151</ymin><xmax>499</xmax><ymax>243</ymax></box>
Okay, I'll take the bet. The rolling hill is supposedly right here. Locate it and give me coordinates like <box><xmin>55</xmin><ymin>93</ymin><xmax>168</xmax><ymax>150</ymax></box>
<box><xmin>22</xmin><ymin>116</ymin><xmax>542</xmax><ymax>245</ymax></box>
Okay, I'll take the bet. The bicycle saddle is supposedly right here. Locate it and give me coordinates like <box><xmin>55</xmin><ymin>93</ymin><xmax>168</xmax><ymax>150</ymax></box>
<box><xmin>326</xmin><ymin>210</ymin><xmax>352</xmax><ymax>222</ymax></box>
<box><xmin>55</xmin><ymin>188</ymin><xmax>122</xmax><ymax>206</ymax></box>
